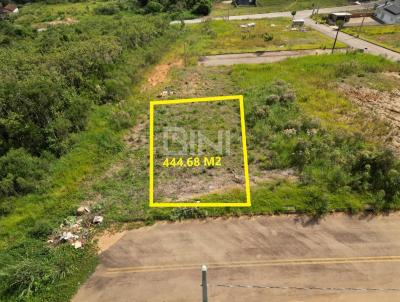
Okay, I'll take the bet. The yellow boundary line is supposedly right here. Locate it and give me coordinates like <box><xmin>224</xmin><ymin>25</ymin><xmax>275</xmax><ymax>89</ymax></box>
<box><xmin>106</xmin><ymin>255</ymin><xmax>400</xmax><ymax>274</ymax></box>
<box><xmin>149</xmin><ymin>95</ymin><xmax>251</xmax><ymax>208</ymax></box>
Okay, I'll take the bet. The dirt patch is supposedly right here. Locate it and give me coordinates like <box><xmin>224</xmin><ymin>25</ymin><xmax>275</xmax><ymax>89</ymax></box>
<box><xmin>96</xmin><ymin>230</ymin><xmax>127</xmax><ymax>254</ymax></box>
<box><xmin>157</xmin><ymin>168</ymin><xmax>297</xmax><ymax>202</ymax></box>
<box><xmin>252</xmin><ymin>168</ymin><xmax>298</xmax><ymax>184</ymax></box>
<box><xmin>339</xmin><ymin>83</ymin><xmax>400</xmax><ymax>154</ymax></box>
<box><xmin>145</xmin><ymin>59</ymin><xmax>183</xmax><ymax>89</ymax></box>
<box><xmin>124</xmin><ymin>118</ymin><xmax>148</xmax><ymax>150</ymax></box>
<box><xmin>34</xmin><ymin>17</ymin><xmax>79</xmax><ymax>30</ymax></box>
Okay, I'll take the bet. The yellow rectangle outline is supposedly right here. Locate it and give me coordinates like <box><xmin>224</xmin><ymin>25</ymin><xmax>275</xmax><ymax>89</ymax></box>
<box><xmin>149</xmin><ymin>95</ymin><xmax>251</xmax><ymax>208</ymax></box>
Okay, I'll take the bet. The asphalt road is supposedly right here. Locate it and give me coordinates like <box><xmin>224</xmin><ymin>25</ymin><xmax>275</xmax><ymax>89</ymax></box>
<box><xmin>303</xmin><ymin>18</ymin><xmax>400</xmax><ymax>61</ymax></box>
<box><xmin>199</xmin><ymin>49</ymin><xmax>345</xmax><ymax>66</ymax></box>
<box><xmin>171</xmin><ymin>3</ymin><xmax>377</xmax><ymax>24</ymax></box>
<box><xmin>72</xmin><ymin>214</ymin><xmax>400</xmax><ymax>302</ymax></box>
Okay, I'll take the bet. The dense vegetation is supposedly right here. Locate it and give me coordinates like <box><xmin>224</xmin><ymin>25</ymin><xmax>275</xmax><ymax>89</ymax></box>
<box><xmin>0</xmin><ymin>14</ymin><xmax>176</xmax><ymax>196</ymax></box>
<box><xmin>0</xmin><ymin>6</ymin><xmax>180</xmax><ymax>301</ymax></box>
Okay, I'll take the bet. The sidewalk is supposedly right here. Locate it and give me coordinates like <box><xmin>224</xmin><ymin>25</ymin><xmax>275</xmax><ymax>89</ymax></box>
<box><xmin>304</xmin><ymin>18</ymin><xmax>400</xmax><ymax>61</ymax></box>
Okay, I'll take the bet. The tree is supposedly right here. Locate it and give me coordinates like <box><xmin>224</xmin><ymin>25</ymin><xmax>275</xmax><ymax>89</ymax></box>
<box><xmin>291</xmin><ymin>10</ymin><xmax>297</xmax><ymax>19</ymax></box>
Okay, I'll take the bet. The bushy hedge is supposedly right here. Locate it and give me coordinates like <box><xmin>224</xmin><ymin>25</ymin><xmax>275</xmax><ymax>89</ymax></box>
<box><xmin>0</xmin><ymin>15</ymin><xmax>178</xmax><ymax>200</ymax></box>
<box><xmin>137</xmin><ymin>0</ymin><xmax>212</xmax><ymax>15</ymax></box>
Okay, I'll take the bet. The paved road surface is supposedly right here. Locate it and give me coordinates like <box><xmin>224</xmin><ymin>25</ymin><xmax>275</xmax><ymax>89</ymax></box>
<box><xmin>304</xmin><ymin>18</ymin><xmax>400</xmax><ymax>61</ymax></box>
<box><xmin>199</xmin><ymin>49</ymin><xmax>345</xmax><ymax>66</ymax></box>
<box><xmin>73</xmin><ymin>214</ymin><xmax>400</xmax><ymax>302</ymax></box>
<box><xmin>171</xmin><ymin>3</ymin><xmax>377</xmax><ymax>24</ymax></box>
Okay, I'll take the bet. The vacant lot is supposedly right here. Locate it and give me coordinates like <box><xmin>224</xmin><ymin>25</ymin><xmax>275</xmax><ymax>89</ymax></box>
<box><xmin>211</xmin><ymin>0</ymin><xmax>350</xmax><ymax>17</ymax></box>
<box><xmin>184</xmin><ymin>18</ymin><xmax>345</xmax><ymax>56</ymax></box>
<box><xmin>343</xmin><ymin>24</ymin><xmax>400</xmax><ymax>53</ymax></box>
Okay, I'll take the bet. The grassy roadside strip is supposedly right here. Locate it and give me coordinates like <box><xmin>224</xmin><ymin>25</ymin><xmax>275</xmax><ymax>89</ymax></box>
<box><xmin>342</xmin><ymin>25</ymin><xmax>400</xmax><ymax>54</ymax></box>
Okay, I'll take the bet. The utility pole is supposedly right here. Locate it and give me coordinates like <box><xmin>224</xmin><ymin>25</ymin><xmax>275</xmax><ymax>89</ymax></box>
<box><xmin>201</xmin><ymin>265</ymin><xmax>208</xmax><ymax>302</ymax></box>
<box><xmin>332</xmin><ymin>20</ymin><xmax>344</xmax><ymax>54</ymax></box>
<box><xmin>357</xmin><ymin>5</ymin><xmax>367</xmax><ymax>37</ymax></box>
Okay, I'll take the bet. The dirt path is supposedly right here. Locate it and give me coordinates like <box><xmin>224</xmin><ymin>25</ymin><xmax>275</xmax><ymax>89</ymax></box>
<box><xmin>198</xmin><ymin>49</ymin><xmax>346</xmax><ymax>66</ymax></box>
<box><xmin>73</xmin><ymin>213</ymin><xmax>400</xmax><ymax>302</ymax></box>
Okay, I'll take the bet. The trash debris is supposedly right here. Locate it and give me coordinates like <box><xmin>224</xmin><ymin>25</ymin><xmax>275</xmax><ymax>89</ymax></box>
<box><xmin>72</xmin><ymin>241</ymin><xmax>83</xmax><ymax>249</ymax></box>
<box><xmin>60</xmin><ymin>231</ymin><xmax>78</xmax><ymax>242</ymax></box>
<box><xmin>157</xmin><ymin>87</ymin><xmax>174</xmax><ymax>98</ymax></box>
<box><xmin>77</xmin><ymin>206</ymin><xmax>90</xmax><ymax>216</ymax></box>
<box><xmin>240</xmin><ymin>23</ymin><xmax>256</xmax><ymax>28</ymax></box>
<box><xmin>93</xmin><ymin>216</ymin><xmax>104</xmax><ymax>224</ymax></box>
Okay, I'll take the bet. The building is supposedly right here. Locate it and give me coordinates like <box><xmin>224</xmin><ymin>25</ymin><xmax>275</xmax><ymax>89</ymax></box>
<box><xmin>375</xmin><ymin>0</ymin><xmax>400</xmax><ymax>24</ymax></box>
<box><xmin>327</xmin><ymin>12</ymin><xmax>352</xmax><ymax>25</ymax></box>
<box><xmin>292</xmin><ymin>19</ymin><xmax>305</xmax><ymax>27</ymax></box>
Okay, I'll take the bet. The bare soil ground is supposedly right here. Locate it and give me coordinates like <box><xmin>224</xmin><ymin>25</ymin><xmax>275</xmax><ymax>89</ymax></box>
<box><xmin>73</xmin><ymin>213</ymin><xmax>400</xmax><ymax>302</ymax></box>
<box><xmin>339</xmin><ymin>74</ymin><xmax>400</xmax><ymax>154</ymax></box>
<box><xmin>145</xmin><ymin>59</ymin><xmax>183</xmax><ymax>89</ymax></box>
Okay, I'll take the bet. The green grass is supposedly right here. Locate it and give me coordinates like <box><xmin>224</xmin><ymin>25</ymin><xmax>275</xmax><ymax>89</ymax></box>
<box><xmin>183</xmin><ymin>18</ymin><xmax>346</xmax><ymax>56</ymax></box>
<box><xmin>343</xmin><ymin>24</ymin><xmax>400</xmax><ymax>53</ymax></box>
<box><xmin>14</xmin><ymin>1</ymin><xmax>105</xmax><ymax>25</ymax></box>
<box><xmin>88</xmin><ymin>53</ymin><xmax>400</xmax><ymax>225</ymax></box>
<box><xmin>211</xmin><ymin>0</ymin><xmax>350</xmax><ymax>17</ymax></box>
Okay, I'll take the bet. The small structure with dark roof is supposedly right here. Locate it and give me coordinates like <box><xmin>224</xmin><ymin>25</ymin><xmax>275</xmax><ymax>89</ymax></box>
<box><xmin>375</xmin><ymin>0</ymin><xmax>400</xmax><ymax>24</ymax></box>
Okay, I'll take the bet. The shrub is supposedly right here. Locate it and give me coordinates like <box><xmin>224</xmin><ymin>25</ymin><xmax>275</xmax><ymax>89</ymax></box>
<box><xmin>170</xmin><ymin>208</ymin><xmax>205</xmax><ymax>220</ymax></box>
<box><xmin>0</xmin><ymin>149</ymin><xmax>46</xmax><ymax>198</ymax></box>
<box><xmin>0</xmin><ymin>200</ymin><xmax>14</xmax><ymax>217</ymax></box>
<box><xmin>191</xmin><ymin>0</ymin><xmax>211</xmax><ymax>15</ymax></box>
<box><xmin>291</xmin><ymin>139</ymin><xmax>312</xmax><ymax>170</ymax></box>
<box><xmin>351</xmin><ymin>150</ymin><xmax>400</xmax><ymax>203</ymax></box>
<box><xmin>304</xmin><ymin>187</ymin><xmax>330</xmax><ymax>217</ymax></box>
<box><xmin>94</xmin><ymin>4</ymin><xmax>120</xmax><ymax>15</ymax></box>
<box><xmin>146</xmin><ymin>1</ymin><xmax>164</xmax><ymax>13</ymax></box>
<box><xmin>28</xmin><ymin>220</ymin><xmax>54</xmax><ymax>239</ymax></box>
<box><xmin>262</xmin><ymin>32</ymin><xmax>274</xmax><ymax>42</ymax></box>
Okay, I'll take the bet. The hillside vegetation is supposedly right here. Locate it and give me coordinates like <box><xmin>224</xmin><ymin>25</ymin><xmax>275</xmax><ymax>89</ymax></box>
<box><xmin>0</xmin><ymin>4</ymin><xmax>182</xmax><ymax>301</ymax></box>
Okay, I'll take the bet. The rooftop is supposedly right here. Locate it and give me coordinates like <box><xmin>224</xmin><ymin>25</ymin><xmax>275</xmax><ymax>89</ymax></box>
<box><xmin>385</xmin><ymin>4</ymin><xmax>400</xmax><ymax>15</ymax></box>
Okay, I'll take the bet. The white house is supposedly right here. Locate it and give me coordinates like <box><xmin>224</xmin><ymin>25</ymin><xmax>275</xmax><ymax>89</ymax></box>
<box><xmin>375</xmin><ymin>0</ymin><xmax>400</xmax><ymax>24</ymax></box>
